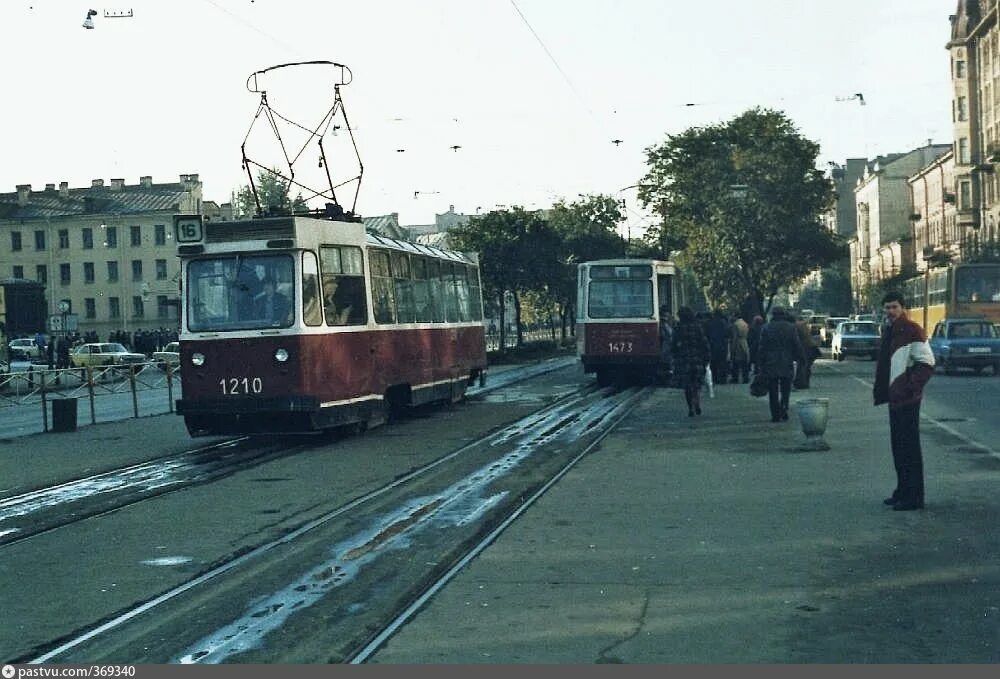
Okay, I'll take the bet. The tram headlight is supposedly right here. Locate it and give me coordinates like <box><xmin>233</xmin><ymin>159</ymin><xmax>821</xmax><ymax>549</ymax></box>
<box><xmin>274</xmin><ymin>348</ymin><xmax>289</xmax><ymax>362</ymax></box>
<box><xmin>191</xmin><ymin>352</ymin><xmax>205</xmax><ymax>366</ymax></box>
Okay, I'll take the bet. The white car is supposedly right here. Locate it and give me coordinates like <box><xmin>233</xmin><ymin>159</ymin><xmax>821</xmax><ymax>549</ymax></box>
<box><xmin>70</xmin><ymin>342</ymin><xmax>147</xmax><ymax>368</ymax></box>
<box><xmin>151</xmin><ymin>342</ymin><xmax>181</xmax><ymax>369</ymax></box>
<box><xmin>8</xmin><ymin>338</ymin><xmax>43</xmax><ymax>360</ymax></box>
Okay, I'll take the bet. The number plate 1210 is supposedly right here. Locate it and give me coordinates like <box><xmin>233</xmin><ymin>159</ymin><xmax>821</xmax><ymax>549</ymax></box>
<box><xmin>220</xmin><ymin>377</ymin><xmax>263</xmax><ymax>394</ymax></box>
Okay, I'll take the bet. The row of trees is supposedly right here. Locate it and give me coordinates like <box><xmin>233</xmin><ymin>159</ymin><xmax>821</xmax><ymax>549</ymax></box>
<box><xmin>237</xmin><ymin>109</ymin><xmax>849</xmax><ymax>346</ymax></box>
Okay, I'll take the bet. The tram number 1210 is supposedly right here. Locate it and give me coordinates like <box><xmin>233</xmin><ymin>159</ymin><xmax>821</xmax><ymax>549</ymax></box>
<box><xmin>220</xmin><ymin>377</ymin><xmax>263</xmax><ymax>395</ymax></box>
<box><xmin>608</xmin><ymin>342</ymin><xmax>633</xmax><ymax>353</ymax></box>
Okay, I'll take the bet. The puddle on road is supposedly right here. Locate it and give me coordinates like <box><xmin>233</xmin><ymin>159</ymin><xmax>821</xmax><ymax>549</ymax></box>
<box><xmin>142</xmin><ymin>556</ymin><xmax>194</xmax><ymax>567</ymax></box>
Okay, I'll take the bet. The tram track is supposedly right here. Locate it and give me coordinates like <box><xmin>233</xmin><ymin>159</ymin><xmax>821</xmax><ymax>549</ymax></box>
<box><xmin>23</xmin><ymin>380</ymin><xmax>645</xmax><ymax>664</ymax></box>
<box><xmin>0</xmin><ymin>358</ymin><xmax>579</xmax><ymax>550</ymax></box>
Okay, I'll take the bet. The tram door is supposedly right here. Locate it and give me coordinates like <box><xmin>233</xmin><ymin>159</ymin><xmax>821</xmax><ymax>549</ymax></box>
<box><xmin>657</xmin><ymin>273</ymin><xmax>675</xmax><ymax>320</ymax></box>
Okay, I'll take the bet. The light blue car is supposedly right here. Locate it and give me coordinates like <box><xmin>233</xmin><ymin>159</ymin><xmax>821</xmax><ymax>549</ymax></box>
<box><xmin>928</xmin><ymin>318</ymin><xmax>1000</xmax><ymax>376</ymax></box>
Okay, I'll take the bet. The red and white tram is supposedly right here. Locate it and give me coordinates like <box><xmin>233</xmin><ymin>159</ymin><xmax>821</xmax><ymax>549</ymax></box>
<box><xmin>576</xmin><ymin>259</ymin><xmax>683</xmax><ymax>386</ymax></box>
<box><xmin>173</xmin><ymin>214</ymin><xmax>487</xmax><ymax>437</ymax></box>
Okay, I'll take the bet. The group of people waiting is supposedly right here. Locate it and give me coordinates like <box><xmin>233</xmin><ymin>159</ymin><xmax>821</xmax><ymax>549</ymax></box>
<box><xmin>661</xmin><ymin>306</ymin><xmax>821</xmax><ymax>420</ymax></box>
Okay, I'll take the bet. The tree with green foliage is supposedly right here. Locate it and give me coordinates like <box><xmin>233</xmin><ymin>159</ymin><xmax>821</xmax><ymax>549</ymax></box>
<box><xmin>234</xmin><ymin>169</ymin><xmax>308</xmax><ymax>218</ymax></box>
<box><xmin>448</xmin><ymin>207</ymin><xmax>559</xmax><ymax>349</ymax></box>
<box><xmin>546</xmin><ymin>194</ymin><xmax>627</xmax><ymax>337</ymax></box>
<box><xmin>638</xmin><ymin>108</ymin><xmax>844</xmax><ymax>317</ymax></box>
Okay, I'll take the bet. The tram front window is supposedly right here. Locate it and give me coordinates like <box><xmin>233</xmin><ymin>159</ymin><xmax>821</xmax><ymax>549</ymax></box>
<box><xmin>956</xmin><ymin>266</ymin><xmax>1000</xmax><ymax>302</ymax></box>
<box><xmin>187</xmin><ymin>254</ymin><xmax>295</xmax><ymax>331</ymax></box>
<box><xmin>588</xmin><ymin>280</ymin><xmax>654</xmax><ymax>318</ymax></box>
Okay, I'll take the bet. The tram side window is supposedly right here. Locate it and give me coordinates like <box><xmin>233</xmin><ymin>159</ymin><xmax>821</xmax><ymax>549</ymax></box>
<box><xmin>412</xmin><ymin>257</ymin><xmax>433</xmax><ymax>323</ymax></box>
<box><xmin>427</xmin><ymin>259</ymin><xmax>444</xmax><ymax>322</ymax></box>
<box><xmin>319</xmin><ymin>245</ymin><xmax>368</xmax><ymax>326</ymax></box>
<box><xmin>468</xmin><ymin>266</ymin><xmax>483</xmax><ymax>321</ymax></box>
<box><xmin>454</xmin><ymin>265</ymin><xmax>472</xmax><ymax>322</ymax></box>
<box><xmin>928</xmin><ymin>270</ymin><xmax>948</xmax><ymax>306</ymax></box>
<box><xmin>392</xmin><ymin>252</ymin><xmax>417</xmax><ymax>323</ymax></box>
<box><xmin>302</xmin><ymin>251</ymin><xmax>323</xmax><ymax>326</ymax></box>
<box><xmin>369</xmin><ymin>249</ymin><xmax>396</xmax><ymax>324</ymax></box>
<box><xmin>442</xmin><ymin>263</ymin><xmax>461</xmax><ymax>322</ymax></box>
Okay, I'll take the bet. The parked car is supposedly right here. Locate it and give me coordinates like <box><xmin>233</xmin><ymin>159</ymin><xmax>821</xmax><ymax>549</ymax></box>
<box><xmin>831</xmin><ymin>321</ymin><xmax>881</xmax><ymax>361</ymax></box>
<box><xmin>928</xmin><ymin>318</ymin><xmax>1000</xmax><ymax>376</ymax></box>
<box><xmin>152</xmin><ymin>341</ymin><xmax>181</xmax><ymax>370</ymax></box>
<box><xmin>821</xmin><ymin>316</ymin><xmax>850</xmax><ymax>347</ymax></box>
<box><xmin>70</xmin><ymin>342</ymin><xmax>147</xmax><ymax>368</ymax></box>
<box><xmin>806</xmin><ymin>314</ymin><xmax>828</xmax><ymax>343</ymax></box>
<box><xmin>8</xmin><ymin>338</ymin><xmax>42</xmax><ymax>360</ymax></box>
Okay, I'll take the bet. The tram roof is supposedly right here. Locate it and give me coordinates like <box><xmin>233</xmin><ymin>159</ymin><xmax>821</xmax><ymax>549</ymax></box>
<box><xmin>184</xmin><ymin>215</ymin><xmax>478</xmax><ymax>266</ymax></box>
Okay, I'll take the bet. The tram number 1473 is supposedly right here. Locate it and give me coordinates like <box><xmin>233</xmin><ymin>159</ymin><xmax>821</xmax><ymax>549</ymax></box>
<box><xmin>609</xmin><ymin>342</ymin><xmax>634</xmax><ymax>353</ymax></box>
<box><xmin>220</xmin><ymin>377</ymin><xmax>264</xmax><ymax>395</ymax></box>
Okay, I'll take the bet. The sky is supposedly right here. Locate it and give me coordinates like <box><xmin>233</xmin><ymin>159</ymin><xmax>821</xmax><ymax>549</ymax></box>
<box><xmin>3</xmin><ymin>1</ymin><xmax>957</xmax><ymax>233</ymax></box>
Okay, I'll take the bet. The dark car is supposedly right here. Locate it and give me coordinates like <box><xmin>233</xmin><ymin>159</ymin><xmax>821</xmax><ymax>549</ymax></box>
<box><xmin>929</xmin><ymin>318</ymin><xmax>1000</xmax><ymax>376</ymax></box>
<box><xmin>831</xmin><ymin>321</ymin><xmax>881</xmax><ymax>361</ymax></box>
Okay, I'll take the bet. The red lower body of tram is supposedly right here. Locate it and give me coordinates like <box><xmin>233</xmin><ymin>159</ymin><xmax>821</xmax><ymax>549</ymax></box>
<box><xmin>176</xmin><ymin>326</ymin><xmax>486</xmax><ymax>436</ymax></box>
<box><xmin>578</xmin><ymin>321</ymin><xmax>664</xmax><ymax>386</ymax></box>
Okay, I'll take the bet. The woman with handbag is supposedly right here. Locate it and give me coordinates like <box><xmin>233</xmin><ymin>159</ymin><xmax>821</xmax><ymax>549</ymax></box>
<box><xmin>671</xmin><ymin>306</ymin><xmax>711</xmax><ymax>417</ymax></box>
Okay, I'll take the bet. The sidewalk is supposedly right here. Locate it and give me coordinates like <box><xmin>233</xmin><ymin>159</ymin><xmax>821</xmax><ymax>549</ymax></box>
<box><xmin>370</xmin><ymin>361</ymin><xmax>1000</xmax><ymax>663</ymax></box>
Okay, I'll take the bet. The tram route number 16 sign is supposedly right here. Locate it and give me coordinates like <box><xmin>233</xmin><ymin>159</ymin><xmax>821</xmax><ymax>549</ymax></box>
<box><xmin>174</xmin><ymin>214</ymin><xmax>204</xmax><ymax>243</ymax></box>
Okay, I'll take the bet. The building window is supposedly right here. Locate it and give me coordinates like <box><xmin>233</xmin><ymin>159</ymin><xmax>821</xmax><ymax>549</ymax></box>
<box><xmin>105</xmin><ymin>226</ymin><xmax>117</xmax><ymax>248</ymax></box>
<box><xmin>11</xmin><ymin>231</ymin><xmax>21</xmax><ymax>251</ymax></box>
<box><xmin>108</xmin><ymin>261</ymin><xmax>119</xmax><ymax>282</ymax></box>
<box><xmin>157</xmin><ymin>295</ymin><xmax>170</xmax><ymax>318</ymax></box>
<box><xmin>36</xmin><ymin>265</ymin><xmax>47</xmax><ymax>284</ymax></box>
<box><xmin>58</xmin><ymin>229</ymin><xmax>70</xmax><ymax>249</ymax></box>
<box><xmin>959</xmin><ymin>138</ymin><xmax>970</xmax><ymax>164</ymax></box>
<box><xmin>960</xmin><ymin>180</ymin><xmax>972</xmax><ymax>209</ymax></box>
<box><xmin>132</xmin><ymin>259</ymin><xmax>143</xmax><ymax>281</ymax></box>
<box><xmin>12</xmin><ymin>265</ymin><xmax>23</xmax><ymax>279</ymax></box>
<box><xmin>109</xmin><ymin>297</ymin><xmax>121</xmax><ymax>319</ymax></box>
<box><xmin>84</xmin><ymin>262</ymin><xmax>95</xmax><ymax>284</ymax></box>
<box><xmin>130</xmin><ymin>225</ymin><xmax>141</xmax><ymax>247</ymax></box>
<box><xmin>956</xmin><ymin>60</ymin><xmax>966</xmax><ymax>78</ymax></box>
<box><xmin>156</xmin><ymin>259</ymin><xmax>168</xmax><ymax>280</ymax></box>
<box><xmin>85</xmin><ymin>298</ymin><xmax>96</xmax><ymax>319</ymax></box>
<box><xmin>82</xmin><ymin>228</ymin><xmax>94</xmax><ymax>249</ymax></box>
<box><xmin>154</xmin><ymin>224</ymin><xmax>166</xmax><ymax>246</ymax></box>
<box><xmin>132</xmin><ymin>296</ymin><xmax>144</xmax><ymax>318</ymax></box>
<box><xmin>35</xmin><ymin>230</ymin><xmax>46</xmax><ymax>250</ymax></box>
<box><xmin>958</xmin><ymin>96</ymin><xmax>968</xmax><ymax>121</ymax></box>
<box><xmin>60</xmin><ymin>263</ymin><xmax>71</xmax><ymax>285</ymax></box>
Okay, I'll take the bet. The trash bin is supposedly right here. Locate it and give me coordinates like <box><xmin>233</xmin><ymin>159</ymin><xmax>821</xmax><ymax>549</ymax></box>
<box><xmin>52</xmin><ymin>397</ymin><xmax>78</xmax><ymax>433</ymax></box>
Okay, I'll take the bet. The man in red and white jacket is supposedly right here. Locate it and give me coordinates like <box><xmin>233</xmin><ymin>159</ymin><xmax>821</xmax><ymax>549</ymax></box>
<box><xmin>872</xmin><ymin>291</ymin><xmax>935</xmax><ymax>511</ymax></box>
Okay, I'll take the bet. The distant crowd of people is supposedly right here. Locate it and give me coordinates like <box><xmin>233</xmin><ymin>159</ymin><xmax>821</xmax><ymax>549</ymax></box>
<box><xmin>659</xmin><ymin>306</ymin><xmax>822</xmax><ymax>420</ymax></box>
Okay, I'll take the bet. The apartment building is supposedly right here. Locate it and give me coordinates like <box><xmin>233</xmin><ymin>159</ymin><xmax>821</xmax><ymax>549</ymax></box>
<box><xmin>949</xmin><ymin>0</ymin><xmax>1000</xmax><ymax>243</ymax></box>
<box><xmin>0</xmin><ymin>175</ymin><xmax>213</xmax><ymax>338</ymax></box>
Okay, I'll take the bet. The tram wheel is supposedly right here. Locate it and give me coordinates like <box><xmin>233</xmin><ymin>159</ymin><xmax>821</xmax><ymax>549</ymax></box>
<box><xmin>596</xmin><ymin>369</ymin><xmax>613</xmax><ymax>387</ymax></box>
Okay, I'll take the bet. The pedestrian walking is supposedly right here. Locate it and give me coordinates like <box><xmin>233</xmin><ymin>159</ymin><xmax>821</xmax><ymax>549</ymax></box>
<box><xmin>658</xmin><ymin>305</ymin><xmax>674</xmax><ymax>386</ymax></box>
<box><xmin>792</xmin><ymin>313</ymin><xmax>820</xmax><ymax>389</ymax></box>
<box><xmin>670</xmin><ymin>306</ymin><xmax>711</xmax><ymax>417</ymax></box>
<box><xmin>730</xmin><ymin>315</ymin><xmax>750</xmax><ymax>384</ymax></box>
<box><xmin>873</xmin><ymin>291</ymin><xmax>935</xmax><ymax>511</ymax></box>
<box><xmin>705</xmin><ymin>309</ymin><xmax>730</xmax><ymax>386</ymax></box>
<box><xmin>747</xmin><ymin>315</ymin><xmax>765</xmax><ymax>373</ymax></box>
<box><xmin>758</xmin><ymin>307</ymin><xmax>805</xmax><ymax>422</ymax></box>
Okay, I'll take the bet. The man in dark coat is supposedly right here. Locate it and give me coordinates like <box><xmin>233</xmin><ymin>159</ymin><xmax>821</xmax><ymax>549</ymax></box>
<box><xmin>758</xmin><ymin>307</ymin><xmax>805</xmax><ymax>422</ymax></box>
<box><xmin>705</xmin><ymin>309</ymin><xmax>730</xmax><ymax>386</ymax></box>
<box><xmin>873</xmin><ymin>291</ymin><xmax>935</xmax><ymax>511</ymax></box>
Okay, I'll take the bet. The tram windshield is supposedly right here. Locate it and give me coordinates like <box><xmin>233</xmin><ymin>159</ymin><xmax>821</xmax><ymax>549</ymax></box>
<box><xmin>187</xmin><ymin>254</ymin><xmax>296</xmax><ymax>331</ymax></box>
<box><xmin>956</xmin><ymin>265</ymin><xmax>1000</xmax><ymax>302</ymax></box>
<box><xmin>587</xmin><ymin>265</ymin><xmax>654</xmax><ymax>318</ymax></box>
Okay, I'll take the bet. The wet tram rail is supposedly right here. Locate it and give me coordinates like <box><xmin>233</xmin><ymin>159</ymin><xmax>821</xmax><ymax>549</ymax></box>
<box><xmin>0</xmin><ymin>358</ymin><xmax>577</xmax><ymax>550</ymax></box>
<box><xmin>19</xmin><ymin>377</ymin><xmax>649</xmax><ymax>664</ymax></box>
